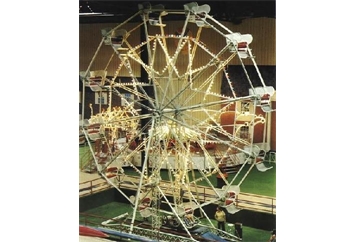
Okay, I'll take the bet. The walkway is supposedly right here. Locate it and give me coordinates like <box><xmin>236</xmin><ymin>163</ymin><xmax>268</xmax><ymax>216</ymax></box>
<box><xmin>79</xmin><ymin>171</ymin><xmax>276</xmax><ymax>215</ymax></box>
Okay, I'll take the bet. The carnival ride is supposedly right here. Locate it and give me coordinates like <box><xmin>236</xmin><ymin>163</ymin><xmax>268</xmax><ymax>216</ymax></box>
<box><xmin>80</xmin><ymin>2</ymin><xmax>275</xmax><ymax>241</ymax></box>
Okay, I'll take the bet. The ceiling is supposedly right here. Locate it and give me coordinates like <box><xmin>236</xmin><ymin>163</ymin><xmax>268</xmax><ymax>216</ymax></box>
<box><xmin>79</xmin><ymin>1</ymin><xmax>276</xmax><ymax>24</ymax></box>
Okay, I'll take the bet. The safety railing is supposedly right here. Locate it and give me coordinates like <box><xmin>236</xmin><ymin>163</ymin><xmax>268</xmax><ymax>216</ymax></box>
<box><xmin>80</xmin><ymin>174</ymin><xmax>276</xmax><ymax>214</ymax></box>
<box><xmin>79</xmin><ymin>177</ymin><xmax>111</xmax><ymax>197</ymax></box>
<box><xmin>236</xmin><ymin>192</ymin><xmax>276</xmax><ymax>214</ymax></box>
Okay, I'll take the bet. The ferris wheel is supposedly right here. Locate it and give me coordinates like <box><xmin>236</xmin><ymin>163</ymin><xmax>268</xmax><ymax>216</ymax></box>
<box><xmin>80</xmin><ymin>2</ymin><xmax>275</xmax><ymax>241</ymax></box>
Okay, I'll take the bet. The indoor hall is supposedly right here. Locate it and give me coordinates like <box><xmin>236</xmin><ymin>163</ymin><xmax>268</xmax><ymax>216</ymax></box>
<box><xmin>79</xmin><ymin>1</ymin><xmax>276</xmax><ymax>241</ymax></box>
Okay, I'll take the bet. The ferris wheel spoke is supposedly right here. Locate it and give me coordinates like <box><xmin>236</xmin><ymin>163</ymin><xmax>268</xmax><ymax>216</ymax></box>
<box><xmin>82</xmin><ymin>3</ymin><xmax>273</xmax><ymax>240</ymax></box>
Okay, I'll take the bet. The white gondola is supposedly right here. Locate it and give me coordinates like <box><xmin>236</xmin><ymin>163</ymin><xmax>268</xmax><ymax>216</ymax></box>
<box><xmin>249</xmin><ymin>86</ymin><xmax>276</xmax><ymax>112</ymax></box>
<box><xmin>255</xmin><ymin>150</ymin><xmax>273</xmax><ymax>172</ymax></box>
<box><xmin>225</xmin><ymin>33</ymin><xmax>253</xmax><ymax>58</ymax></box>
<box><xmin>219</xmin><ymin>185</ymin><xmax>241</xmax><ymax>214</ymax></box>
<box><xmin>184</xmin><ymin>2</ymin><xmax>211</xmax><ymax>27</ymax></box>
<box><xmin>256</xmin><ymin>162</ymin><xmax>273</xmax><ymax>172</ymax></box>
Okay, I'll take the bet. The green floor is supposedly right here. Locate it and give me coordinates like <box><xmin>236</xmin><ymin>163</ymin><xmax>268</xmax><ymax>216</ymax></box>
<box><xmin>80</xmin><ymin>201</ymin><xmax>273</xmax><ymax>242</ymax></box>
<box><xmin>79</xmin><ymin>145</ymin><xmax>276</xmax><ymax>197</ymax></box>
<box><xmin>79</xmin><ymin>145</ymin><xmax>276</xmax><ymax>241</ymax></box>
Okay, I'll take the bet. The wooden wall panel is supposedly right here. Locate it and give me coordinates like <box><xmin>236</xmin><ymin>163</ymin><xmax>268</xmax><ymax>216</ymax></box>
<box><xmin>79</xmin><ymin>17</ymin><xmax>275</xmax><ymax>74</ymax></box>
<box><xmin>79</xmin><ymin>23</ymin><xmax>142</xmax><ymax>77</ymax></box>
<box><xmin>80</xmin><ymin>18</ymin><xmax>276</xmax><ymax>146</ymax></box>
<box><xmin>223</xmin><ymin>18</ymin><xmax>276</xmax><ymax>66</ymax></box>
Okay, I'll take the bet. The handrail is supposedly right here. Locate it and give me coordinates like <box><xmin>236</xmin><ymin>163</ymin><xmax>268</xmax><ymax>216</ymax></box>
<box><xmin>236</xmin><ymin>192</ymin><xmax>276</xmax><ymax>214</ymax></box>
<box><xmin>79</xmin><ymin>177</ymin><xmax>111</xmax><ymax>197</ymax></box>
<box><xmin>79</xmin><ymin>174</ymin><xmax>276</xmax><ymax>214</ymax></box>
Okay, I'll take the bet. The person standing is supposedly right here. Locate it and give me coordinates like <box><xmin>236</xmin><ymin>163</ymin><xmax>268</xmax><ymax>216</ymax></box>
<box><xmin>214</xmin><ymin>206</ymin><xmax>226</xmax><ymax>231</ymax></box>
<box><xmin>268</xmin><ymin>229</ymin><xmax>276</xmax><ymax>242</ymax></box>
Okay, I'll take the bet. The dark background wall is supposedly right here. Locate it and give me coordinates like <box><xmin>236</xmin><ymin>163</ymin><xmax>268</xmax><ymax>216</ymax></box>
<box><xmin>221</xmin><ymin>65</ymin><xmax>276</xmax><ymax>97</ymax></box>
